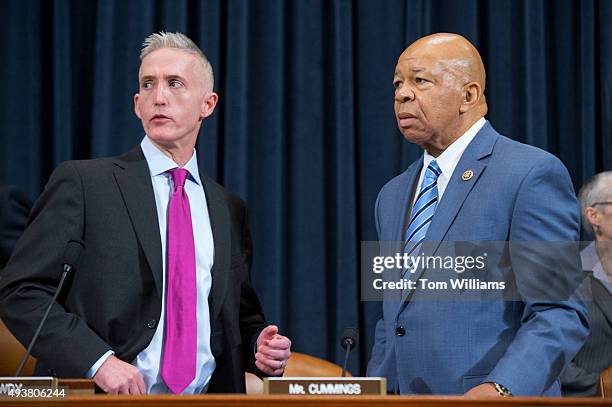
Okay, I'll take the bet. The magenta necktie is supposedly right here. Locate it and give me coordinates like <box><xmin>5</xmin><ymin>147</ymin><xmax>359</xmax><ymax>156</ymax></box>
<box><xmin>161</xmin><ymin>168</ymin><xmax>197</xmax><ymax>394</ymax></box>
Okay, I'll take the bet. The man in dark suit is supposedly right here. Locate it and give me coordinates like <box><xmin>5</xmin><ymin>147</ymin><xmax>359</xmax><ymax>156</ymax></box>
<box><xmin>0</xmin><ymin>184</ymin><xmax>31</xmax><ymax>268</ymax></box>
<box><xmin>0</xmin><ymin>32</ymin><xmax>291</xmax><ymax>394</ymax></box>
<box><xmin>561</xmin><ymin>171</ymin><xmax>612</xmax><ymax>396</ymax></box>
<box><xmin>366</xmin><ymin>33</ymin><xmax>588</xmax><ymax>396</ymax></box>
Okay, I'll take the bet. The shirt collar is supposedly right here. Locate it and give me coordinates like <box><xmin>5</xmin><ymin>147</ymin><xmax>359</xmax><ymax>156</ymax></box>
<box><xmin>423</xmin><ymin>117</ymin><xmax>486</xmax><ymax>177</ymax></box>
<box><xmin>140</xmin><ymin>136</ymin><xmax>202</xmax><ymax>185</ymax></box>
<box><xmin>581</xmin><ymin>241</ymin><xmax>600</xmax><ymax>272</ymax></box>
<box><xmin>582</xmin><ymin>242</ymin><xmax>612</xmax><ymax>294</ymax></box>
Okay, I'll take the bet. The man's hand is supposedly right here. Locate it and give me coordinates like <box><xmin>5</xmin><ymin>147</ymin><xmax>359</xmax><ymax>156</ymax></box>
<box><xmin>93</xmin><ymin>355</ymin><xmax>146</xmax><ymax>395</ymax></box>
<box><xmin>255</xmin><ymin>325</ymin><xmax>291</xmax><ymax>376</ymax></box>
<box><xmin>464</xmin><ymin>383</ymin><xmax>504</xmax><ymax>398</ymax></box>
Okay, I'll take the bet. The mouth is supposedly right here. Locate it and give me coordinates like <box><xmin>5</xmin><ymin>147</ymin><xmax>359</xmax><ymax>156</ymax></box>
<box><xmin>397</xmin><ymin>112</ymin><xmax>418</xmax><ymax>127</ymax></box>
<box><xmin>151</xmin><ymin>114</ymin><xmax>171</xmax><ymax>123</ymax></box>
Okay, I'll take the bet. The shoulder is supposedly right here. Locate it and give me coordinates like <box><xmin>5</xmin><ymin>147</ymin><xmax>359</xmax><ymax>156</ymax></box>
<box><xmin>50</xmin><ymin>155</ymin><xmax>118</xmax><ymax>175</ymax></box>
<box><xmin>496</xmin><ymin>135</ymin><xmax>575</xmax><ymax>203</ymax></box>
<box><xmin>489</xmin><ymin>129</ymin><xmax>580</xmax><ymax>240</ymax></box>
<box><xmin>48</xmin><ymin>149</ymin><xmax>137</xmax><ymax>184</ymax></box>
<box><xmin>491</xmin><ymin>132</ymin><xmax>569</xmax><ymax>177</ymax></box>
<box><xmin>489</xmin><ymin>128</ymin><xmax>575</xmax><ymax>187</ymax></box>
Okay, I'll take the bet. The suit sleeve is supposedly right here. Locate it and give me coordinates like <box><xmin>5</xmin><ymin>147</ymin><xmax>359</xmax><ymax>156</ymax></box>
<box><xmin>485</xmin><ymin>155</ymin><xmax>589</xmax><ymax>395</ymax></box>
<box><xmin>0</xmin><ymin>162</ymin><xmax>112</xmax><ymax>377</ymax></box>
<box><xmin>235</xmin><ymin>205</ymin><xmax>269</xmax><ymax>377</ymax></box>
<box><xmin>0</xmin><ymin>185</ymin><xmax>31</xmax><ymax>268</ymax></box>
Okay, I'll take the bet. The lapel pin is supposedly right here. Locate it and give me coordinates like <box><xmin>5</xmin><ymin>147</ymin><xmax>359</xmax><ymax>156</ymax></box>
<box><xmin>462</xmin><ymin>170</ymin><xmax>474</xmax><ymax>181</ymax></box>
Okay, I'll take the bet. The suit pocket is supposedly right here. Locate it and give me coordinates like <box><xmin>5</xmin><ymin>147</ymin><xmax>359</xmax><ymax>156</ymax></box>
<box><xmin>462</xmin><ymin>374</ymin><xmax>488</xmax><ymax>393</ymax></box>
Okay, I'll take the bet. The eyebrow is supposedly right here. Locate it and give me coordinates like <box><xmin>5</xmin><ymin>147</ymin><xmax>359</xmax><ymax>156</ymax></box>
<box><xmin>139</xmin><ymin>74</ymin><xmax>187</xmax><ymax>83</ymax></box>
<box><xmin>394</xmin><ymin>67</ymin><xmax>427</xmax><ymax>77</ymax></box>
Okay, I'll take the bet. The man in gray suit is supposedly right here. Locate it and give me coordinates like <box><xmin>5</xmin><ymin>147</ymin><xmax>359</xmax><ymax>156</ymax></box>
<box><xmin>561</xmin><ymin>171</ymin><xmax>612</xmax><ymax>396</ymax></box>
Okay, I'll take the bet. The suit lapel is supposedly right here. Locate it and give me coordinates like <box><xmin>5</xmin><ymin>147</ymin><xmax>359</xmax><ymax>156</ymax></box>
<box><xmin>111</xmin><ymin>148</ymin><xmax>233</xmax><ymax>331</ymax></box>
<box><xmin>113</xmin><ymin>146</ymin><xmax>163</xmax><ymax>297</ymax></box>
<box><xmin>201</xmin><ymin>174</ymin><xmax>231</xmax><ymax>327</ymax></box>
<box><xmin>591</xmin><ymin>277</ymin><xmax>612</xmax><ymax>327</ymax></box>
<box><xmin>397</xmin><ymin>123</ymin><xmax>499</xmax><ymax>308</ymax></box>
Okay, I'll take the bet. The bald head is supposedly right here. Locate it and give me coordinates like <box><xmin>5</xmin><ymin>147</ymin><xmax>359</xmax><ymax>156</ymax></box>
<box><xmin>401</xmin><ymin>33</ymin><xmax>486</xmax><ymax>95</ymax></box>
<box><xmin>393</xmin><ymin>33</ymin><xmax>488</xmax><ymax>155</ymax></box>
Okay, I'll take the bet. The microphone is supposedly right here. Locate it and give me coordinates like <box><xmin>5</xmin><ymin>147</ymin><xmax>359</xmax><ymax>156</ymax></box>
<box><xmin>340</xmin><ymin>327</ymin><xmax>358</xmax><ymax>378</ymax></box>
<box><xmin>15</xmin><ymin>240</ymin><xmax>85</xmax><ymax>377</ymax></box>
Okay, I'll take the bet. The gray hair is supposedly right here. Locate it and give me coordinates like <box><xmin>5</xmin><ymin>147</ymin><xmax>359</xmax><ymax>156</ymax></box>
<box><xmin>578</xmin><ymin>171</ymin><xmax>612</xmax><ymax>235</ymax></box>
<box><xmin>140</xmin><ymin>31</ymin><xmax>214</xmax><ymax>92</ymax></box>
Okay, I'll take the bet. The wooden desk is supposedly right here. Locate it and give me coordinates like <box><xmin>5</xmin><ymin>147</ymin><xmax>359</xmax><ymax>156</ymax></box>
<box><xmin>0</xmin><ymin>395</ymin><xmax>610</xmax><ymax>406</ymax></box>
<box><xmin>56</xmin><ymin>379</ymin><xmax>95</xmax><ymax>396</ymax></box>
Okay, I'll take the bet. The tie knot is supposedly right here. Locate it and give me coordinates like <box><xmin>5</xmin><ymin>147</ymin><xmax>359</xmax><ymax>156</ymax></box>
<box><xmin>425</xmin><ymin>160</ymin><xmax>441</xmax><ymax>181</ymax></box>
<box><xmin>170</xmin><ymin>168</ymin><xmax>189</xmax><ymax>188</ymax></box>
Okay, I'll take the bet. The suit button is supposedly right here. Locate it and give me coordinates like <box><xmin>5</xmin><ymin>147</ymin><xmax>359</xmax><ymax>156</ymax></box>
<box><xmin>395</xmin><ymin>326</ymin><xmax>406</xmax><ymax>337</ymax></box>
<box><xmin>146</xmin><ymin>319</ymin><xmax>157</xmax><ymax>329</ymax></box>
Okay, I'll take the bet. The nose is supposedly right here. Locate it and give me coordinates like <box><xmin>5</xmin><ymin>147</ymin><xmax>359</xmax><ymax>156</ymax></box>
<box><xmin>154</xmin><ymin>84</ymin><xmax>167</xmax><ymax>106</ymax></box>
<box><xmin>395</xmin><ymin>84</ymin><xmax>414</xmax><ymax>103</ymax></box>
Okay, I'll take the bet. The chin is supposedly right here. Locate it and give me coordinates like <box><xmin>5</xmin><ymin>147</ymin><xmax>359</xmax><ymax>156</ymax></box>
<box><xmin>147</xmin><ymin>132</ymin><xmax>180</xmax><ymax>144</ymax></box>
<box><xmin>400</xmin><ymin>129</ymin><xmax>424</xmax><ymax>143</ymax></box>
<box><xmin>147</xmin><ymin>130</ymin><xmax>197</xmax><ymax>150</ymax></box>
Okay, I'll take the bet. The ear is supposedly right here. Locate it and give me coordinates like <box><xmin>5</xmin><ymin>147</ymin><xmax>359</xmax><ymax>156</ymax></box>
<box><xmin>584</xmin><ymin>206</ymin><xmax>600</xmax><ymax>230</ymax></box>
<box><xmin>134</xmin><ymin>93</ymin><xmax>142</xmax><ymax>119</ymax></box>
<box><xmin>199</xmin><ymin>92</ymin><xmax>219</xmax><ymax>121</ymax></box>
<box><xmin>459</xmin><ymin>82</ymin><xmax>482</xmax><ymax>113</ymax></box>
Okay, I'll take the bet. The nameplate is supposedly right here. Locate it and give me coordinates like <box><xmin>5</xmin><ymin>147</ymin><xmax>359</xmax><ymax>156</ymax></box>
<box><xmin>264</xmin><ymin>377</ymin><xmax>386</xmax><ymax>395</ymax></box>
<box><xmin>0</xmin><ymin>377</ymin><xmax>57</xmax><ymax>398</ymax></box>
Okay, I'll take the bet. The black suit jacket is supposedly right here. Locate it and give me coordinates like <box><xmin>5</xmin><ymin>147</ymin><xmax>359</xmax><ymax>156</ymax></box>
<box><xmin>0</xmin><ymin>146</ymin><xmax>267</xmax><ymax>393</ymax></box>
<box><xmin>561</xmin><ymin>273</ymin><xmax>612</xmax><ymax>396</ymax></box>
<box><xmin>0</xmin><ymin>184</ymin><xmax>31</xmax><ymax>268</ymax></box>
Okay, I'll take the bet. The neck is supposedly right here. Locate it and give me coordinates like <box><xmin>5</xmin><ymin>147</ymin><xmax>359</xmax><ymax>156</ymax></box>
<box><xmin>456</xmin><ymin>115</ymin><xmax>482</xmax><ymax>137</ymax></box>
<box><xmin>425</xmin><ymin>116</ymin><xmax>482</xmax><ymax>157</ymax></box>
<box><xmin>150</xmin><ymin>139</ymin><xmax>195</xmax><ymax>167</ymax></box>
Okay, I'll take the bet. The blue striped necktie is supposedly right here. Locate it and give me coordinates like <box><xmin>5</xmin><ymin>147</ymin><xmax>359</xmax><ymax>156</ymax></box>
<box><xmin>404</xmin><ymin>160</ymin><xmax>441</xmax><ymax>251</ymax></box>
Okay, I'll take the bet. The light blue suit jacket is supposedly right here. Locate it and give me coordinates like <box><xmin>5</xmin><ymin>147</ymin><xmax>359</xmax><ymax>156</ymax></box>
<box><xmin>366</xmin><ymin>122</ymin><xmax>589</xmax><ymax>396</ymax></box>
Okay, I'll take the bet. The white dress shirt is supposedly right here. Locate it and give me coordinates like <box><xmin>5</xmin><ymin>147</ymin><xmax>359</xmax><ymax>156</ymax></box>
<box><xmin>87</xmin><ymin>136</ymin><xmax>216</xmax><ymax>394</ymax></box>
<box><xmin>135</xmin><ymin>136</ymin><xmax>216</xmax><ymax>394</ymax></box>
